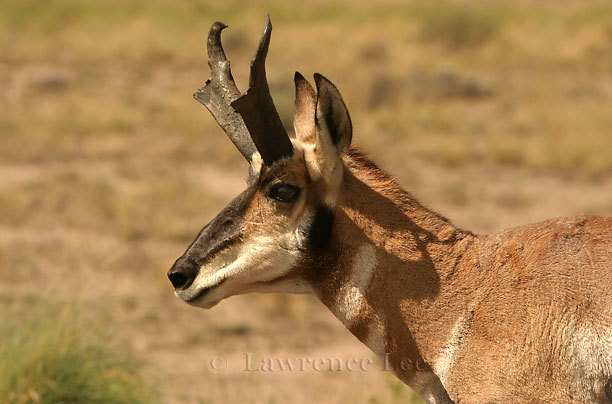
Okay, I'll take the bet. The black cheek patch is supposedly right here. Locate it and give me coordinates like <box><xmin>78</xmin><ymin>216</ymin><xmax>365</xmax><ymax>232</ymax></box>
<box><xmin>308</xmin><ymin>204</ymin><xmax>334</xmax><ymax>251</ymax></box>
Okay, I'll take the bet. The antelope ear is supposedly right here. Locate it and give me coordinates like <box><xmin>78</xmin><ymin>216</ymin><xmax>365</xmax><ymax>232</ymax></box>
<box><xmin>293</xmin><ymin>72</ymin><xmax>317</xmax><ymax>144</ymax></box>
<box><xmin>314</xmin><ymin>73</ymin><xmax>352</xmax><ymax>154</ymax></box>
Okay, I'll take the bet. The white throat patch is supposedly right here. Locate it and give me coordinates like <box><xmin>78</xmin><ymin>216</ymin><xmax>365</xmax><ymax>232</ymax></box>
<box><xmin>334</xmin><ymin>243</ymin><xmax>378</xmax><ymax>326</ymax></box>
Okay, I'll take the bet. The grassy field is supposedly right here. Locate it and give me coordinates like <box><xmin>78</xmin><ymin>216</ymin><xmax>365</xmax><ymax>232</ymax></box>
<box><xmin>0</xmin><ymin>304</ymin><xmax>155</xmax><ymax>404</ymax></box>
<box><xmin>1</xmin><ymin>0</ymin><xmax>612</xmax><ymax>403</ymax></box>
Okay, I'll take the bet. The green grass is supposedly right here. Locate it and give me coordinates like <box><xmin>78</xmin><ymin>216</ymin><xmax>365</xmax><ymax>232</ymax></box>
<box><xmin>0</xmin><ymin>304</ymin><xmax>155</xmax><ymax>404</ymax></box>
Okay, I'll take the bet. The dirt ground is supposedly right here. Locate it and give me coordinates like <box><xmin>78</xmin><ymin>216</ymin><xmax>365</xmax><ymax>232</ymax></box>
<box><xmin>2</xmin><ymin>156</ymin><xmax>611</xmax><ymax>403</ymax></box>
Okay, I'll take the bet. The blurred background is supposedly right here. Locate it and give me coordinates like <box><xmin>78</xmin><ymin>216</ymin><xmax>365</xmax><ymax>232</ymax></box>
<box><xmin>2</xmin><ymin>0</ymin><xmax>612</xmax><ymax>403</ymax></box>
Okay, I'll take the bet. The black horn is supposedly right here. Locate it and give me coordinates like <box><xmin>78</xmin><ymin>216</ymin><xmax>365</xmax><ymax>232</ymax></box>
<box><xmin>231</xmin><ymin>15</ymin><xmax>294</xmax><ymax>166</ymax></box>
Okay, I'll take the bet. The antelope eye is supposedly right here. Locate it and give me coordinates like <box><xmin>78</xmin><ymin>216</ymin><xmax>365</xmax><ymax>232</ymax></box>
<box><xmin>269</xmin><ymin>184</ymin><xmax>300</xmax><ymax>203</ymax></box>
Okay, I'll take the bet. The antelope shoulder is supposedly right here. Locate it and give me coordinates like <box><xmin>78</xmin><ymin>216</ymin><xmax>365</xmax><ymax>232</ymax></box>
<box><xmin>442</xmin><ymin>215</ymin><xmax>612</xmax><ymax>403</ymax></box>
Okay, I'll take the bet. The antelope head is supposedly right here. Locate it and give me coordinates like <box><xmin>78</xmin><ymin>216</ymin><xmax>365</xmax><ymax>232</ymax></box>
<box><xmin>168</xmin><ymin>17</ymin><xmax>352</xmax><ymax>309</ymax></box>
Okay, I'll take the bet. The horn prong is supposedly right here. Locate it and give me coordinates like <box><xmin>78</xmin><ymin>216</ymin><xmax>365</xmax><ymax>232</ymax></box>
<box><xmin>194</xmin><ymin>21</ymin><xmax>257</xmax><ymax>162</ymax></box>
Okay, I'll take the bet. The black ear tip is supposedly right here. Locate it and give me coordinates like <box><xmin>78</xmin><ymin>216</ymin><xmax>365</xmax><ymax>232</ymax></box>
<box><xmin>313</xmin><ymin>73</ymin><xmax>338</xmax><ymax>93</ymax></box>
<box><xmin>295</xmin><ymin>72</ymin><xmax>316</xmax><ymax>102</ymax></box>
<box><xmin>295</xmin><ymin>72</ymin><xmax>315</xmax><ymax>91</ymax></box>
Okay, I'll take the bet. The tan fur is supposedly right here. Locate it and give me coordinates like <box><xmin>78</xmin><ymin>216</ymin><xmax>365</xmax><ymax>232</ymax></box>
<box><xmin>182</xmin><ymin>133</ymin><xmax>612</xmax><ymax>402</ymax></box>
<box><xmin>177</xmin><ymin>73</ymin><xmax>612</xmax><ymax>403</ymax></box>
<box><xmin>304</xmin><ymin>152</ymin><xmax>612</xmax><ymax>403</ymax></box>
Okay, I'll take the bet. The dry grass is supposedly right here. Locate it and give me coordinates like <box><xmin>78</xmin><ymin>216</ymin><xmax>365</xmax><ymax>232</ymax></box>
<box><xmin>2</xmin><ymin>1</ymin><xmax>612</xmax><ymax>403</ymax></box>
<box><xmin>3</xmin><ymin>0</ymin><xmax>612</xmax><ymax>174</ymax></box>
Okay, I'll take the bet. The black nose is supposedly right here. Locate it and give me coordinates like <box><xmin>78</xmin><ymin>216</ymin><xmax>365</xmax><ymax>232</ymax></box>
<box><xmin>167</xmin><ymin>258</ymin><xmax>198</xmax><ymax>290</ymax></box>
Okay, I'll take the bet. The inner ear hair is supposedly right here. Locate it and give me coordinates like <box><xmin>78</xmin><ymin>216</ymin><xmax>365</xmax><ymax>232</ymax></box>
<box><xmin>314</xmin><ymin>73</ymin><xmax>352</xmax><ymax>153</ymax></box>
<box><xmin>294</xmin><ymin>72</ymin><xmax>317</xmax><ymax>144</ymax></box>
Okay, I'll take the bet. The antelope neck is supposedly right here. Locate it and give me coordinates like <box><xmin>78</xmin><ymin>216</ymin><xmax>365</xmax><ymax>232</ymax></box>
<box><xmin>304</xmin><ymin>151</ymin><xmax>477</xmax><ymax>385</ymax></box>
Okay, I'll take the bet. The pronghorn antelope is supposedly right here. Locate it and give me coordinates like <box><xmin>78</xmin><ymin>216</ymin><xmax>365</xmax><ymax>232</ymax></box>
<box><xmin>168</xmin><ymin>17</ymin><xmax>612</xmax><ymax>403</ymax></box>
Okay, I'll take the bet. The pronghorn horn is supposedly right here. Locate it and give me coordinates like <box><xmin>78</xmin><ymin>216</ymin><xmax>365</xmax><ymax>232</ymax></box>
<box><xmin>193</xmin><ymin>21</ymin><xmax>257</xmax><ymax>162</ymax></box>
<box><xmin>231</xmin><ymin>15</ymin><xmax>294</xmax><ymax>166</ymax></box>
